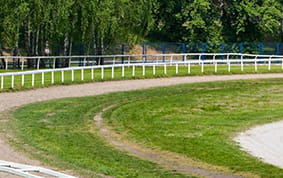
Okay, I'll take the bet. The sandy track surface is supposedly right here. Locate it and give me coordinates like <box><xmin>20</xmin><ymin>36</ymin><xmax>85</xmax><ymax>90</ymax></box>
<box><xmin>235</xmin><ymin>120</ymin><xmax>283</xmax><ymax>169</ymax></box>
<box><xmin>1</xmin><ymin>73</ymin><xmax>283</xmax><ymax>177</ymax></box>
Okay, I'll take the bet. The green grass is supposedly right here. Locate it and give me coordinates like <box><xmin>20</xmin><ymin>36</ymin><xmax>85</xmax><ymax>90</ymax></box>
<box><xmin>6</xmin><ymin>78</ymin><xmax>283</xmax><ymax>177</ymax></box>
<box><xmin>7</xmin><ymin>97</ymin><xmax>192</xmax><ymax>178</ymax></box>
<box><xmin>1</xmin><ymin>63</ymin><xmax>283</xmax><ymax>91</ymax></box>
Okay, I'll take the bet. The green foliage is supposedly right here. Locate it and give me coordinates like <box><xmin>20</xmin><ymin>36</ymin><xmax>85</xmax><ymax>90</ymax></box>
<box><xmin>150</xmin><ymin>0</ymin><xmax>283</xmax><ymax>42</ymax></box>
<box><xmin>0</xmin><ymin>0</ymin><xmax>154</xmax><ymax>54</ymax></box>
<box><xmin>222</xmin><ymin>0</ymin><xmax>282</xmax><ymax>42</ymax></box>
<box><xmin>0</xmin><ymin>0</ymin><xmax>282</xmax><ymax>52</ymax></box>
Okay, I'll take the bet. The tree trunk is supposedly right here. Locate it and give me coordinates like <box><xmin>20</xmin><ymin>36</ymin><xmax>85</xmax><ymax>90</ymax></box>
<box><xmin>100</xmin><ymin>37</ymin><xmax>104</xmax><ymax>65</ymax></box>
<box><xmin>96</xmin><ymin>37</ymin><xmax>104</xmax><ymax>65</ymax></box>
<box><xmin>31</xmin><ymin>32</ymin><xmax>35</xmax><ymax>56</ymax></box>
<box><xmin>13</xmin><ymin>24</ymin><xmax>20</xmax><ymax>69</ymax></box>
<box><xmin>24</xmin><ymin>18</ymin><xmax>31</xmax><ymax>56</ymax></box>
<box><xmin>63</xmin><ymin>33</ymin><xmax>69</xmax><ymax>67</ymax></box>
<box><xmin>0</xmin><ymin>45</ymin><xmax>4</xmax><ymax>69</ymax></box>
<box><xmin>68</xmin><ymin>37</ymin><xmax>73</xmax><ymax>67</ymax></box>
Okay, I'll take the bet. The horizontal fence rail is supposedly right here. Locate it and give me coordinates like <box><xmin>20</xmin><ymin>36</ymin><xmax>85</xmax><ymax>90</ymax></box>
<box><xmin>0</xmin><ymin>160</ymin><xmax>76</xmax><ymax>178</ymax></box>
<box><xmin>2</xmin><ymin>52</ymin><xmax>283</xmax><ymax>70</ymax></box>
<box><xmin>1</xmin><ymin>53</ymin><xmax>283</xmax><ymax>89</ymax></box>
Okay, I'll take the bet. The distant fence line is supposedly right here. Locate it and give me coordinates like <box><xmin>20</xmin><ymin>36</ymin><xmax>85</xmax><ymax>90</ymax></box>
<box><xmin>3</xmin><ymin>42</ymin><xmax>283</xmax><ymax>58</ymax></box>
<box><xmin>1</xmin><ymin>52</ymin><xmax>283</xmax><ymax>70</ymax></box>
<box><xmin>2</xmin><ymin>42</ymin><xmax>283</xmax><ymax>70</ymax></box>
<box><xmin>60</xmin><ymin>42</ymin><xmax>283</xmax><ymax>56</ymax></box>
<box><xmin>1</xmin><ymin>53</ymin><xmax>283</xmax><ymax>89</ymax></box>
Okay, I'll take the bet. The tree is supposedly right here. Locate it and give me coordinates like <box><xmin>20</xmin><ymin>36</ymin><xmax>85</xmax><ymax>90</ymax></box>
<box><xmin>221</xmin><ymin>0</ymin><xmax>282</xmax><ymax>42</ymax></box>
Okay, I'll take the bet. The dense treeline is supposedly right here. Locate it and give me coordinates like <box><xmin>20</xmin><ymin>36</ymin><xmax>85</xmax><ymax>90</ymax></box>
<box><xmin>0</xmin><ymin>0</ymin><xmax>282</xmax><ymax>62</ymax></box>
<box><xmin>0</xmin><ymin>0</ymin><xmax>154</xmax><ymax>67</ymax></box>
<box><xmin>151</xmin><ymin>0</ymin><xmax>283</xmax><ymax>42</ymax></box>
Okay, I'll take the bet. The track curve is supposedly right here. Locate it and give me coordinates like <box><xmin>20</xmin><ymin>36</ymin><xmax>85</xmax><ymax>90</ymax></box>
<box><xmin>1</xmin><ymin>73</ymin><xmax>283</xmax><ymax>177</ymax></box>
<box><xmin>235</xmin><ymin>120</ymin><xmax>283</xmax><ymax>169</ymax></box>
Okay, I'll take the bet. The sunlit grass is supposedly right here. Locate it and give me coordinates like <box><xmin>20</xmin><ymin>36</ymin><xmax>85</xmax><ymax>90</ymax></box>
<box><xmin>6</xmin><ymin>79</ymin><xmax>283</xmax><ymax>177</ymax></box>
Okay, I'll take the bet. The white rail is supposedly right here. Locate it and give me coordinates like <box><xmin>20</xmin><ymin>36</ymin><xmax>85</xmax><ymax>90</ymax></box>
<box><xmin>1</xmin><ymin>53</ymin><xmax>283</xmax><ymax>89</ymax></box>
<box><xmin>0</xmin><ymin>160</ymin><xmax>76</xmax><ymax>178</ymax></box>
<box><xmin>1</xmin><ymin>53</ymin><xmax>283</xmax><ymax>70</ymax></box>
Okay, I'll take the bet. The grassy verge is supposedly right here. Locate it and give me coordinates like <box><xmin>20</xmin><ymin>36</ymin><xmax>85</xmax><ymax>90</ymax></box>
<box><xmin>1</xmin><ymin>64</ymin><xmax>283</xmax><ymax>91</ymax></box>
<box><xmin>5</xmin><ymin>97</ymin><xmax>191</xmax><ymax>177</ymax></box>
<box><xmin>5</xmin><ymin>78</ymin><xmax>283</xmax><ymax>177</ymax></box>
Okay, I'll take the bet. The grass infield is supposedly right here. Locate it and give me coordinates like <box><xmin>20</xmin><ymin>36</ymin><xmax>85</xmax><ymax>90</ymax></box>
<box><xmin>3</xmin><ymin>78</ymin><xmax>283</xmax><ymax>177</ymax></box>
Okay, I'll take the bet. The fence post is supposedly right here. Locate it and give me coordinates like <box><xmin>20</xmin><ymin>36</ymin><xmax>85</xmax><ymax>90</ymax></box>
<box><xmin>32</xmin><ymin>73</ymin><xmax>35</xmax><ymax>87</ymax></box>
<box><xmin>112</xmin><ymin>66</ymin><xmax>114</xmax><ymax>78</ymax></box>
<box><xmin>128</xmin><ymin>56</ymin><xmax>131</xmax><ymax>66</ymax></box>
<box><xmin>132</xmin><ymin>65</ymin><xmax>135</xmax><ymax>77</ymax></box>
<box><xmin>142</xmin><ymin>64</ymin><xmax>145</xmax><ymax>76</ymax></box>
<box><xmin>255</xmin><ymin>56</ymin><xmax>258</xmax><ymax>71</ymax></box>
<box><xmin>37</xmin><ymin>58</ymin><xmax>40</xmax><ymax>70</ymax></box>
<box><xmin>83</xmin><ymin>57</ymin><xmax>86</xmax><ymax>67</ymax></box>
<box><xmin>42</xmin><ymin>72</ymin><xmax>44</xmax><ymax>85</ymax></box>
<box><xmin>53</xmin><ymin>58</ymin><xmax>56</xmax><ymax>69</ymax></box>
<box><xmin>11</xmin><ymin>75</ymin><xmax>14</xmax><ymax>88</ymax></box>
<box><xmin>122</xmin><ymin>66</ymin><xmax>125</xmax><ymax>77</ymax></box>
<box><xmin>61</xmin><ymin>71</ymin><xmax>64</xmax><ymax>83</ymax></box>
<box><xmin>51</xmin><ymin>71</ymin><xmax>54</xmax><ymax>84</ymax></box>
<box><xmin>91</xmin><ymin>68</ymin><xmax>94</xmax><ymax>80</ymax></box>
<box><xmin>142</xmin><ymin>43</ymin><xmax>147</xmax><ymax>63</ymax></box>
<box><xmin>5</xmin><ymin>59</ymin><xmax>8</xmax><ymax>70</ymax></box>
<box><xmin>164</xmin><ymin>63</ymin><xmax>167</xmax><ymax>74</ymax></box>
<box><xmin>188</xmin><ymin>62</ymin><xmax>191</xmax><ymax>74</ymax></box>
<box><xmin>227</xmin><ymin>55</ymin><xmax>230</xmax><ymax>72</ymax></box>
<box><xmin>176</xmin><ymin>63</ymin><xmax>178</xmax><ymax>74</ymax></box>
<box><xmin>72</xmin><ymin>70</ymin><xmax>74</xmax><ymax>81</ymax></box>
<box><xmin>121</xmin><ymin>44</ymin><xmax>125</xmax><ymax>64</ymax></box>
<box><xmin>21</xmin><ymin>60</ymin><xmax>24</xmax><ymax>70</ymax></box>
<box><xmin>1</xmin><ymin>76</ymin><xmax>3</xmax><ymax>89</ymax></box>
<box><xmin>215</xmin><ymin>61</ymin><xmax>218</xmax><ymax>73</ymax></box>
<box><xmin>81</xmin><ymin>69</ymin><xmax>84</xmax><ymax>80</ymax></box>
<box><xmin>268</xmin><ymin>56</ymin><xmax>271</xmax><ymax>71</ymax></box>
<box><xmin>214</xmin><ymin>55</ymin><xmax>217</xmax><ymax>73</ymax></box>
<box><xmin>153</xmin><ymin>64</ymin><xmax>156</xmax><ymax>75</ymax></box>
<box><xmin>101</xmin><ymin>67</ymin><xmax>104</xmax><ymax>79</ymax></box>
<box><xmin>22</xmin><ymin>74</ymin><xmax>24</xmax><ymax>86</ymax></box>
<box><xmin>241</xmin><ymin>55</ymin><xmax>244</xmax><ymax>71</ymax></box>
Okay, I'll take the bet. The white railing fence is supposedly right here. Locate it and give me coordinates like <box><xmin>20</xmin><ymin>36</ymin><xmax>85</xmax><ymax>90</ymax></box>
<box><xmin>0</xmin><ymin>160</ymin><xmax>76</xmax><ymax>178</ymax></box>
<box><xmin>2</xmin><ymin>53</ymin><xmax>283</xmax><ymax>70</ymax></box>
<box><xmin>1</xmin><ymin>53</ymin><xmax>283</xmax><ymax>89</ymax></box>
